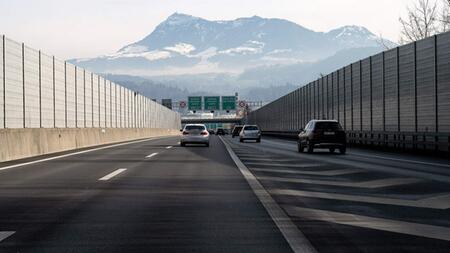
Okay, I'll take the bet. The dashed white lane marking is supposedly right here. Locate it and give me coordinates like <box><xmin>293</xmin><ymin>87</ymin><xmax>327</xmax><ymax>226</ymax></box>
<box><xmin>284</xmin><ymin>205</ymin><xmax>450</xmax><ymax>242</ymax></box>
<box><xmin>252</xmin><ymin>168</ymin><xmax>361</xmax><ymax>176</ymax></box>
<box><xmin>166</xmin><ymin>146</ymin><xmax>173</xmax><ymax>149</ymax></box>
<box><xmin>98</xmin><ymin>168</ymin><xmax>127</xmax><ymax>181</ymax></box>
<box><xmin>245</xmin><ymin>162</ymin><xmax>323</xmax><ymax>168</ymax></box>
<box><xmin>258</xmin><ymin>176</ymin><xmax>421</xmax><ymax>189</ymax></box>
<box><xmin>0</xmin><ymin>137</ymin><xmax>165</xmax><ymax>172</ymax></box>
<box><xmin>146</xmin><ymin>152</ymin><xmax>159</xmax><ymax>158</ymax></box>
<box><xmin>272</xmin><ymin>189</ymin><xmax>450</xmax><ymax>210</ymax></box>
<box><xmin>219</xmin><ymin>136</ymin><xmax>317</xmax><ymax>253</ymax></box>
<box><xmin>0</xmin><ymin>231</ymin><xmax>14</xmax><ymax>242</ymax></box>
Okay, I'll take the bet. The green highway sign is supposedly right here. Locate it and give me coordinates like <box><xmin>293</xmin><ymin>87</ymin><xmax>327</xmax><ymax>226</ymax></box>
<box><xmin>222</xmin><ymin>96</ymin><xmax>236</xmax><ymax>110</ymax></box>
<box><xmin>204</xmin><ymin>96</ymin><xmax>220</xmax><ymax>111</ymax></box>
<box><xmin>188</xmin><ymin>96</ymin><xmax>202</xmax><ymax>111</ymax></box>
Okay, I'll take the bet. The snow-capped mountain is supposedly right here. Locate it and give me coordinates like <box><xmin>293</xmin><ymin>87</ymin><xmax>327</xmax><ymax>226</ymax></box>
<box><xmin>72</xmin><ymin>13</ymin><xmax>394</xmax><ymax>76</ymax></box>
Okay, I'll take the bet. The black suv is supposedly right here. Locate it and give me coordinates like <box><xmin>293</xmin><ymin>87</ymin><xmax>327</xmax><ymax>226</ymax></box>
<box><xmin>216</xmin><ymin>128</ymin><xmax>226</xmax><ymax>135</ymax></box>
<box><xmin>231</xmin><ymin>125</ymin><xmax>243</xmax><ymax>138</ymax></box>
<box><xmin>298</xmin><ymin>120</ymin><xmax>346</xmax><ymax>154</ymax></box>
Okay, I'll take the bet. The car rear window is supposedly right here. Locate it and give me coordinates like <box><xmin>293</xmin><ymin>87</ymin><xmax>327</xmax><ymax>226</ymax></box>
<box><xmin>185</xmin><ymin>125</ymin><xmax>206</xmax><ymax>131</ymax></box>
<box><xmin>244</xmin><ymin>126</ymin><xmax>259</xmax><ymax>130</ymax></box>
<box><xmin>314</xmin><ymin>122</ymin><xmax>342</xmax><ymax>130</ymax></box>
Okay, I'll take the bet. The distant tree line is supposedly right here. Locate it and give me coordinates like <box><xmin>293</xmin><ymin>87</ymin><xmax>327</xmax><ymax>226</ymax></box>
<box><xmin>399</xmin><ymin>0</ymin><xmax>450</xmax><ymax>43</ymax></box>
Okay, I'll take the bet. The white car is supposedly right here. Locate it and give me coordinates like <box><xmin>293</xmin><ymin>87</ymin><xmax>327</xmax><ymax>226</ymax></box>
<box><xmin>180</xmin><ymin>124</ymin><xmax>210</xmax><ymax>147</ymax></box>
<box><xmin>239</xmin><ymin>125</ymin><xmax>261</xmax><ymax>143</ymax></box>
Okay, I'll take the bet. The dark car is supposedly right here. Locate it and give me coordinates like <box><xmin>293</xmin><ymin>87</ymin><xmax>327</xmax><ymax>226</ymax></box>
<box><xmin>232</xmin><ymin>125</ymin><xmax>243</xmax><ymax>138</ymax></box>
<box><xmin>216</xmin><ymin>128</ymin><xmax>226</xmax><ymax>135</ymax></box>
<box><xmin>208</xmin><ymin>129</ymin><xmax>215</xmax><ymax>135</ymax></box>
<box><xmin>298</xmin><ymin>120</ymin><xmax>346</xmax><ymax>154</ymax></box>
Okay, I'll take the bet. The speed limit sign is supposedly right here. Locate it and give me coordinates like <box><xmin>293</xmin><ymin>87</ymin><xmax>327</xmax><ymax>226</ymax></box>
<box><xmin>179</xmin><ymin>101</ymin><xmax>187</xmax><ymax>108</ymax></box>
<box><xmin>238</xmin><ymin>101</ymin><xmax>246</xmax><ymax>108</ymax></box>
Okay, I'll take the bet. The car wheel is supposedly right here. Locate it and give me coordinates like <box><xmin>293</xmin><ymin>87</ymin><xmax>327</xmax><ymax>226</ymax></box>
<box><xmin>298</xmin><ymin>142</ymin><xmax>304</xmax><ymax>153</ymax></box>
<box><xmin>256</xmin><ymin>138</ymin><xmax>261</xmax><ymax>143</ymax></box>
<box><xmin>240</xmin><ymin>138</ymin><xmax>243</xmax><ymax>143</ymax></box>
<box><xmin>307</xmin><ymin>141</ymin><xmax>314</xmax><ymax>153</ymax></box>
<box><xmin>205</xmin><ymin>143</ymin><xmax>210</xmax><ymax>147</ymax></box>
<box><xmin>180</xmin><ymin>142</ymin><xmax>185</xmax><ymax>147</ymax></box>
<box><xmin>329</xmin><ymin>148</ymin><xmax>335</xmax><ymax>153</ymax></box>
<box><xmin>339</xmin><ymin>147</ymin><xmax>346</xmax><ymax>155</ymax></box>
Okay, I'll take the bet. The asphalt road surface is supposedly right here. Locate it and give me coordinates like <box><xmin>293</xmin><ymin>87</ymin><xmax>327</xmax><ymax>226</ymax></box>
<box><xmin>222</xmin><ymin>135</ymin><xmax>450</xmax><ymax>252</ymax></box>
<box><xmin>0</xmin><ymin>136</ymin><xmax>291</xmax><ymax>253</ymax></box>
<box><xmin>0</xmin><ymin>135</ymin><xmax>449</xmax><ymax>252</ymax></box>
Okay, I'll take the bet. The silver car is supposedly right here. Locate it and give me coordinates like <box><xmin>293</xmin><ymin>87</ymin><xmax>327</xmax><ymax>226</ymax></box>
<box><xmin>239</xmin><ymin>125</ymin><xmax>261</xmax><ymax>143</ymax></box>
<box><xmin>180</xmin><ymin>124</ymin><xmax>210</xmax><ymax>147</ymax></box>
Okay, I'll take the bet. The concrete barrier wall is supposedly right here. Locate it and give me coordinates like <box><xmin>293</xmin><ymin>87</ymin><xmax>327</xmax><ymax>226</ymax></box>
<box><xmin>0</xmin><ymin>128</ymin><xmax>180</xmax><ymax>162</ymax></box>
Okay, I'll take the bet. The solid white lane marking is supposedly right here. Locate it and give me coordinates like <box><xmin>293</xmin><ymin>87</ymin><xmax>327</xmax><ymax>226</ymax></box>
<box><xmin>272</xmin><ymin>189</ymin><xmax>450</xmax><ymax>210</ymax></box>
<box><xmin>0</xmin><ymin>137</ymin><xmax>167</xmax><ymax>172</ymax></box>
<box><xmin>146</xmin><ymin>152</ymin><xmax>159</xmax><ymax>158</ymax></box>
<box><xmin>245</xmin><ymin>162</ymin><xmax>324</xmax><ymax>168</ymax></box>
<box><xmin>0</xmin><ymin>231</ymin><xmax>15</xmax><ymax>242</ymax></box>
<box><xmin>258</xmin><ymin>176</ymin><xmax>421</xmax><ymax>188</ymax></box>
<box><xmin>219</xmin><ymin>136</ymin><xmax>317</xmax><ymax>253</ymax></box>
<box><xmin>252</xmin><ymin>168</ymin><xmax>361</xmax><ymax>176</ymax></box>
<box><xmin>98</xmin><ymin>168</ymin><xmax>127</xmax><ymax>181</ymax></box>
<box><xmin>166</xmin><ymin>146</ymin><xmax>173</xmax><ymax>149</ymax></box>
<box><xmin>284</xmin><ymin>205</ymin><xmax>450</xmax><ymax>242</ymax></box>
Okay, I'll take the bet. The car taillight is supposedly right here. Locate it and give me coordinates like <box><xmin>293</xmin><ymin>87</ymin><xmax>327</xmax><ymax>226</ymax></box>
<box><xmin>182</xmin><ymin>131</ymin><xmax>189</xmax><ymax>135</ymax></box>
<box><xmin>201</xmin><ymin>131</ymin><xmax>208</xmax><ymax>136</ymax></box>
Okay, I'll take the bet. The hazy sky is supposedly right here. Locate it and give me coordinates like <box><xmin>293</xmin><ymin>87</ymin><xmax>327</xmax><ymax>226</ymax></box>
<box><xmin>0</xmin><ymin>0</ymin><xmax>415</xmax><ymax>59</ymax></box>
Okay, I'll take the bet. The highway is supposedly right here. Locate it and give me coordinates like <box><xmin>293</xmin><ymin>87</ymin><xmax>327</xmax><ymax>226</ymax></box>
<box><xmin>0</xmin><ymin>135</ymin><xmax>449</xmax><ymax>252</ymax></box>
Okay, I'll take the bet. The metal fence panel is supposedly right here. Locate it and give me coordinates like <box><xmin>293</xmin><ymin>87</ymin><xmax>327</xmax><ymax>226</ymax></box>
<box><xmin>398</xmin><ymin>43</ymin><xmax>416</xmax><ymax>132</ymax></box>
<box><xmin>352</xmin><ymin>62</ymin><xmax>361</xmax><ymax>131</ymax></box>
<box><xmin>23</xmin><ymin>46</ymin><xmax>40</xmax><ymax>128</ymax></box>
<box><xmin>4</xmin><ymin>38</ymin><xmax>23</xmax><ymax>128</ymax></box>
<box><xmin>92</xmin><ymin>74</ymin><xmax>99</xmax><ymax>127</ymax></box>
<box><xmin>384</xmin><ymin>48</ymin><xmax>399</xmax><ymax>132</ymax></box>
<box><xmin>54</xmin><ymin>58</ymin><xmax>65</xmax><ymax>128</ymax></box>
<box><xmin>0</xmin><ymin>36</ymin><xmax>4</xmax><ymax>128</ymax></box>
<box><xmin>65</xmin><ymin>63</ymin><xmax>76</xmax><ymax>128</ymax></box>
<box><xmin>76</xmin><ymin>67</ymin><xmax>85</xmax><ymax>128</ymax></box>
<box><xmin>99</xmin><ymin>76</ymin><xmax>105</xmax><ymax>128</ymax></box>
<box><xmin>105</xmin><ymin>80</ymin><xmax>111</xmax><ymax>128</ymax></box>
<box><xmin>332</xmin><ymin>72</ymin><xmax>339</xmax><ymax>121</ymax></box>
<box><xmin>416</xmin><ymin>37</ymin><xmax>436</xmax><ymax>133</ymax></box>
<box><xmin>40</xmin><ymin>52</ymin><xmax>54</xmax><ymax>128</ymax></box>
<box><xmin>338</xmin><ymin>69</ymin><xmax>345</xmax><ymax>127</ymax></box>
<box><xmin>345</xmin><ymin>66</ymin><xmax>352</xmax><ymax>130</ymax></box>
<box><xmin>84</xmin><ymin>71</ymin><xmax>93</xmax><ymax>127</ymax></box>
<box><xmin>372</xmin><ymin>53</ymin><xmax>384</xmax><ymax>131</ymax></box>
<box><xmin>437</xmin><ymin>32</ymin><xmax>450</xmax><ymax>133</ymax></box>
<box><xmin>361</xmin><ymin>58</ymin><xmax>371</xmax><ymax>131</ymax></box>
